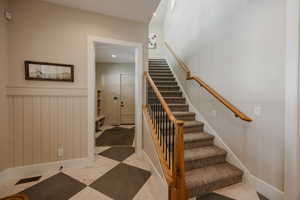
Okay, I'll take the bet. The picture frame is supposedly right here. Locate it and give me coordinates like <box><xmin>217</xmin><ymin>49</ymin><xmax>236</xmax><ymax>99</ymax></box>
<box><xmin>25</xmin><ymin>61</ymin><xmax>74</xmax><ymax>82</ymax></box>
<box><xmin>148</xmin><ymin>33</ymin><xmax>158</xmax><ymax>49</ymax></box>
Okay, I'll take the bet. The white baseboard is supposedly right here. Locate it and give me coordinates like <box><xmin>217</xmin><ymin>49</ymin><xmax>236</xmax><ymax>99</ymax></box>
<box><xmin>167</xmin><ymin>60</ymin><xmax>284</xmax><ymax>200</ymax></box>
<box><xmin>143</xmin><ymin>151</ymin><xmax>168</xmax><ymax>200</ymax></box>
<box><xmin>245</xmin><ymin>174</ymin><xmax>284</xmax><ymax>200</ymax></box>
<box><xmin>0</xmin><ymin>157</ymin><xmax>93</xmax><ymax>184</ymax></box>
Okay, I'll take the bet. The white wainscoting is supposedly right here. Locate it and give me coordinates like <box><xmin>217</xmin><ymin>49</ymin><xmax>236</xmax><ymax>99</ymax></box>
<box><xmin>6</xmin><ymin>87</ymin><xmax>88</xmax><ymax>168</ymax></box>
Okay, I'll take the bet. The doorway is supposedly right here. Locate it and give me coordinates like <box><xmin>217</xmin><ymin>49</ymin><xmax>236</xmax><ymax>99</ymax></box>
<box><xmin>87</xmin><ymin>36</ymin><xmax>143</xmax><ymax>163</ymax></box>
<box><xmin>120</xmin><ymin>73</ymin><xmax>135</xmax><ymax>125</ymax></box>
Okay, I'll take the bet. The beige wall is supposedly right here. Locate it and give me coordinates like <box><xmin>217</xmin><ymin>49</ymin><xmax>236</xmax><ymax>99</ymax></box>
<box><xmin>4</xmin><ymin>0</ymin><xmax>148</xmax><ymax>169</ymax></box>
<box><xmin>0</xmin><ymin>0</ymin><xmax>9</xmax><ymax>171</ymax></box>
<box><xmin>96</xmin><ymin>63</ymin><xmax>135</xmax><ymax>125</ymax></box>
<box><xmin>163</xmin><ymin>0</ymin><xmax>285</xmax><ymax>190</ymax></box>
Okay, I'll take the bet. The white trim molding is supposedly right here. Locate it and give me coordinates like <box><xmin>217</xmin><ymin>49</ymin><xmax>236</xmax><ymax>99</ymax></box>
<box><xmin>6</xmin><ymin>86</ymin><xmax>87</xmax><ymax>97</ymax></box>
<box><xmin>87</xmin><ymin>36</ymin><xmax>144</xmax><ymax>163</ymax></box>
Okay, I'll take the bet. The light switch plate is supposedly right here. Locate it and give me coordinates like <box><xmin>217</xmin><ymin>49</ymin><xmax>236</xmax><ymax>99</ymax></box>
<box><xmin>254</xmin><ymin>106</ymin><xmax>261</xmax><ymax>116</ymax></box>
<box><xmin>212</xmin><ymin>110</ymin><xmax>217</xmax><ymax>117</ymax></box>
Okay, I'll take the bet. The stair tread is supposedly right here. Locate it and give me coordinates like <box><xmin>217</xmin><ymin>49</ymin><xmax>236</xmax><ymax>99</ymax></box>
<box><xmin>160</xmin><ymin>91</ymin><xmax>181</xmax><ymax>93</ymax></box>
<box><xmin>168</xmin><ymin>104</ymin><xmax>188</xmax><ymax>106</ymax></box>
<box><xmin>157</xmin><ymin>86</ymin><xmax>179</xmax><ymax>88</ymax></box>
<box><xmin>149</xmin><ymin>97</ymin><xmax>184</xmax><ymax>100</ymax></box>
<box><xmin>164</xmin><ymin>97</ymin><xmax>185</xmax><ymax>99</ymax></box>
<box><xmin>185</xmin><ymin>163</ymin><xmax>243</xmax><ymax>190</ymax></box>
<box><xmin>154</xmin><ymin>81</ymin><xmax>177</xmax><ymax>83</ymax></box>
<box><xmin>184</xmin><ymin>145</ymin><xmax>226</xmax><ymax>162</ymax></box>
<box><xmin>184</xmin><ymin>132</ymin><xmax>214</xmax><ymax>142</ymax></box>
<box><xmin>184</xmin><ymin>120</ymin><xmax>204</xmax><ymax>128</ymax></box>
<box><xmin>173</xmin><ymin>111</ymin><xmax>195</xmax><ymax>117</ymax></box>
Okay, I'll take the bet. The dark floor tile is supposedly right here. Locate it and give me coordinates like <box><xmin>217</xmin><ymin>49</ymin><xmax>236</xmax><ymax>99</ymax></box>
<box><xmin>197</xmin><ymin>193</ymin><xmax>235</xmax><ymax>200</ymax></box>
<box><xmin>20</xmin><ymin>173</ymin><xmax>86</xmax><ymax>200</ymax></box>
<box><xmin>16</xmin><ymin>176</ymin><xmax>42</xmax><ymax>185</ymax></box>
<box><xmin>257</xmin><ymin>192</ymin><xmax>269</xmax><ymax>200</ymax></box>
<box><xmin>95</xmin><ymin>127</ymin><xmax>135</xmax><ymax>146</ymax></box>
<box><xmin>99</xmin><ymin>146</ymin><xmax>135</xmax><ymax>161</ymax></box>
<box><xmin>90</xmin><ymin>163</ymin><xmax>151</xmax><ymax>200</ymax></box>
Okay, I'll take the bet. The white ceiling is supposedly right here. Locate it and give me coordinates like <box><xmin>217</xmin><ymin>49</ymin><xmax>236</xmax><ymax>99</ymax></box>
<box><xmin>42</xmin><ymin>0</ymin><xmax>161</xmax><ymax>22</ymax></box>
<box><xmin>95</xmin><ymin>43</ymin><xmax>135</xmax><ymax>63</ymax></box>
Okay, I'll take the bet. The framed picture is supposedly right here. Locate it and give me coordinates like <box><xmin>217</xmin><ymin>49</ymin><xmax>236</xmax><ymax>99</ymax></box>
<box><xmin>25</xmin><ymin>61</ymin><xmax>74</xmax><ymax>82</ymax></box>
<box><xmin>148</xmin><ymin>33</ymin><xmax>158</xmax><ymax>49</ymax></box>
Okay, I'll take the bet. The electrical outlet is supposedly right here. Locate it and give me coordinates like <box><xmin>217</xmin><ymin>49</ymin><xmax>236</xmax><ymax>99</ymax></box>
<box><xmin>212</xmin><ymin>110</ymin><xmax>217</xmax><ymax>117</ymax></box>
<box><xmin>254</xmin><ymin>106</ymin><xmax>261</xmax><ymax>116</ymax></box>
<box><xmin>58</xmin><ymin>148</ymin><xmax>64</xmax><ymax>157</ymax></box>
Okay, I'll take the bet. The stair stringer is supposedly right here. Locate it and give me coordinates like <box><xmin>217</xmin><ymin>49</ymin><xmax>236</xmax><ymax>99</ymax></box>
<box><xmin>166</xmin><ymin>60</ymin><xmax>251</xmax><ymax>180</ymax></box>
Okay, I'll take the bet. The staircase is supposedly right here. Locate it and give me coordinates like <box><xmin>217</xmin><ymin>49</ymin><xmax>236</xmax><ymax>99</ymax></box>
<box><xmin>148</xmin><ymin>59</ymin><xmax>243</xmax><ymax>198</ymax></box>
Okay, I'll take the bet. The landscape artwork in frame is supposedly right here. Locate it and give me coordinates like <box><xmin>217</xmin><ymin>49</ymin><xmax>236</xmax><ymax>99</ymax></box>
<box><xmin>25</xmin><ymin>61</ymin><xmax>74</xmax><ymax>82</ymax></box>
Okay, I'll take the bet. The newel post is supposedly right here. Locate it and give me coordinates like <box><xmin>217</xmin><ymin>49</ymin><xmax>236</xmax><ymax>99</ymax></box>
<box><xmin>174</xmin><ymin>120</ymin><xmax>187</xmax><ymax>200</ymax></box>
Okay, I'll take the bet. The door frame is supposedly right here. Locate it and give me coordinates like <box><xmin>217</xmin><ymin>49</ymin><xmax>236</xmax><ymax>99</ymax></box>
<box><xmin>120</xmin><ymin>73</ymin><xmax>135</xmax><ymax>125</ymax></box>
<box><xmin>87</xmin><ymin>36</ymin><xmax>144</xmax><ymax>163</ymax></box>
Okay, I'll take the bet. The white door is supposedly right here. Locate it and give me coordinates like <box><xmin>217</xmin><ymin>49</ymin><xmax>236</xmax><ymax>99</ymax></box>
<box><xmin>120</xmin><ymin>73</ymin><xmax>135</xmax><ymax>124</ymax></box>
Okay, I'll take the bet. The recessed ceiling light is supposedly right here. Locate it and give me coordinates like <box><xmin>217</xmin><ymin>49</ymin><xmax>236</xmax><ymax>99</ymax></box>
<box><xmin>153</xmin><ymin>12</ymin><xmax>157</xmax><ymax>17</ymax></box>
<box><xmin>112</xmin><ymin>54</ymin><xmax>117</xmax><ymax>58</ymax></box>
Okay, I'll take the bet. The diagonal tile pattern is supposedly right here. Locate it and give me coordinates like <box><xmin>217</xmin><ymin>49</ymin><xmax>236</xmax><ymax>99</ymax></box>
<box><xmin>95</xmin><ymin>127</ymin><xmax>135</xmax><ymax>146</ymax></box>
<box><xmin>99</xmin><ymin>146</ymin><xmax>135</xmax><ymax>161</ymax></box>
<box><xmin>20</xmin><ymin>173</ymin><xmax>86</xmax><ymax>200</ymax></box>
<box><xmin>90</xmin><ymin>163</ymin><xmax>151</xmax><ymax>200</ymax></box>
<box><xmin>0</xmin><ymin>123</ymin><xmax>264</xmax><ymax>200</ymax></box>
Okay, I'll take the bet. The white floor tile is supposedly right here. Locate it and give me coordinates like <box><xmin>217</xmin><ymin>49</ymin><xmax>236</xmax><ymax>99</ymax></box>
<box><xmin>214</xmin><ymin>183</ymin><xmax>260</xmax><ymax>200</ymax></box>
<box><xmin>63</xmin><ymin>156</ymin><xmax>119</xmax><ymax>185</ymax></box>
<box><xmin>69</xmin><ymin>187</ymin><xmax>113</xmax><ymax>200</ymax></box>
<box><xmin>123</xmin><ymin>153</ymin><xmax>150</xmax><ymax>171</ymax></box>
<box><xmin>95</xmin><ymin>146</ymin><xmax>110</xmax><ymax>154</ymax></box>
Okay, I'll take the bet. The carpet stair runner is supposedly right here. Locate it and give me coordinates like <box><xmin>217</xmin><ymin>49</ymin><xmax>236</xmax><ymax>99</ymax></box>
<box><xmin>149</xmin><ymin>59</ymin><xmax>243</xmax><ymax>198</ymax></box>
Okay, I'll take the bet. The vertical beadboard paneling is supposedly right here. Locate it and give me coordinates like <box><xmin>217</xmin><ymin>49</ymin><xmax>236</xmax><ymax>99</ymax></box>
<box><xmin>23</xmin><ymin>96</ymin><xmax>33</xmax><ymax>165</ymax></box>
<box><xmin>32</xmin><ymin>97</ymin><xmax>41</xmax><ymax>164</ymax></box>
<box><xmin>50</xmin><ymin>97</ymin><xmax>58</xmax><ymax>161</ymax></box>
<box><xmin>14</xmin><ymin>97</ymin><xmax>24</xmax><ymax>166</ymax></box>
<box><xmin>65</xmin><ymin>97</ymin><xmax>73</xmax><ymax>159</ymax></box>
<box><xmin>80</xmin><ymin>97</ymin><xmax>88</xmax><ymax>157</ymax></box>
<box><xmin>73</xmin><ymin>98</ymin><xmax>81</xmax><ymax>158</ymax></box>
<box><xmin>41</xmin><ymin>97</ymin><xmax>50</xmax><ymax>163</ymax></box>
<box><xmin>58</xmin><ymin>97</ymin><xmax>65</xmax><ymax>161</ymax></box>
<box><xmin>8</xmin><ymin>97</ymin><xmax>14</xmax><ymax>167</ymax></box>
<box><xmin>7</xmin><ymin>89</ymin><xmax>88</xmax><ymax>167</ymax></box>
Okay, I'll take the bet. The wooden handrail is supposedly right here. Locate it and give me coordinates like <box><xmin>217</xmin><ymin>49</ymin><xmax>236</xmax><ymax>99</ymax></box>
<box><xmin>144</xmin><ymin>72</ymin><xmax>187</xmax><ymax>200</ymax></box>
<box><xmin>165</xmin><ymin>42</ymin><xmax>252</xmax><ymax>122</ymax></box>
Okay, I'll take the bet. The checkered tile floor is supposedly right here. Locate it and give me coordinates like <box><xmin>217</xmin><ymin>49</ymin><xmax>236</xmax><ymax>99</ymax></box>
<box><xmin>0</xmin><ymin>137</ymin><xmax>268</xmax><ymax>200</ymax></box>
<box><xmin>0</xmin><ymin>147</ymin><xmax>155</xmax><ymax>200</ymax></box>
